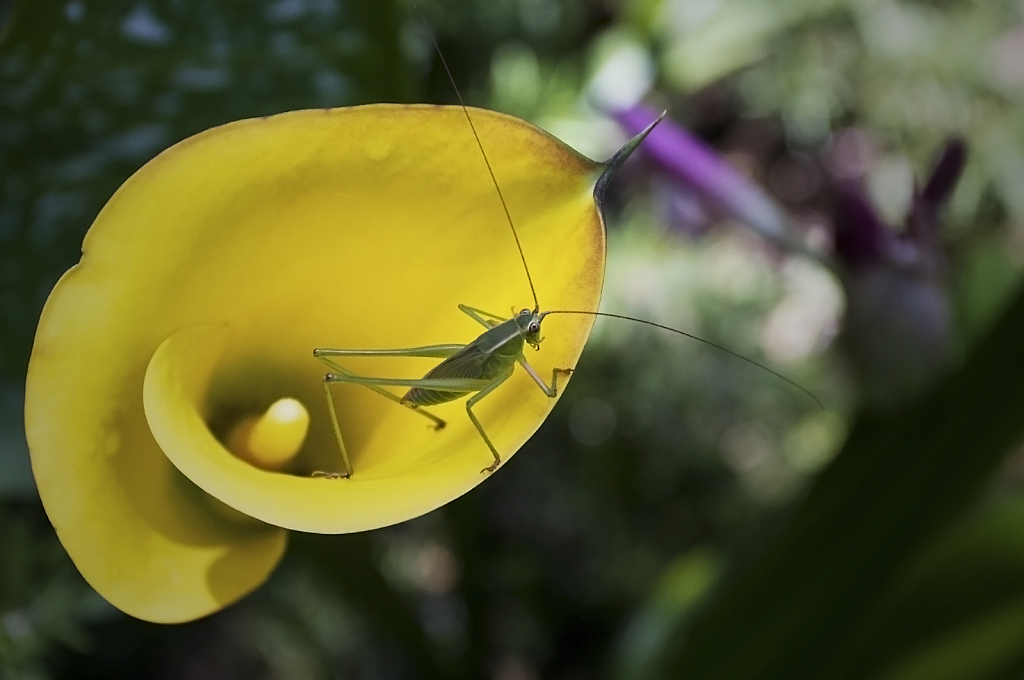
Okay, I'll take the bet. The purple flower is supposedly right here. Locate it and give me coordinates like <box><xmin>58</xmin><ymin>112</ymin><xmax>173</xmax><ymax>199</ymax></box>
<box><xmin>613</xmin><ymin>104</ymin><xmax>813</xmax><ymax>257</ymax></box>
<box><xmin>836</xmin><ymin>139</ymin><xmax>966</xmax><ymax>409</ymax></box>
<box><xmin>614</xmin><ymin>101</ymin><xmax>967</xmax><ymax>408</ymax></box>
<box><xmin>836</xmin><ymin>140</ymin><xmax>965</xmax><ymax>274</ymax></box>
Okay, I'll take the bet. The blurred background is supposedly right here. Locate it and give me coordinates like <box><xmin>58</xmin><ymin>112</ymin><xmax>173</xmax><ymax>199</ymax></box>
<box><xmin>3</xmin><ymin>0</ymin><xmax>1024</xmax><ymax>678</ymax></box>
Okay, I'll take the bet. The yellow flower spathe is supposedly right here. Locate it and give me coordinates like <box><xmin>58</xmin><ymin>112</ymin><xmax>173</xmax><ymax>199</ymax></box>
<box><xmin>26</xmin><ymin>105</ymin><xmax>620</xmax><ymax>623</ymax></box>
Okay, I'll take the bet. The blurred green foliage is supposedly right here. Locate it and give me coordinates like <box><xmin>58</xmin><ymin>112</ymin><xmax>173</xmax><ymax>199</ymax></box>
<box><xmin>2</xmin><ymin>0</ymin><xmax>1023</xmax><ymax>678</ymax></box>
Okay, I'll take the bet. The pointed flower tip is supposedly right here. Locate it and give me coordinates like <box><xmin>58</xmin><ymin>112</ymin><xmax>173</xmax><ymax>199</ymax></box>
<box><xmin>595</xmin><ymin>107</ymin><xmax>669</xmax><ymax>204</ymax></box>
<box><xmin>610</xmin><ymin>104</ymin><xmax>798</xmax><ymax>251</ymax></box>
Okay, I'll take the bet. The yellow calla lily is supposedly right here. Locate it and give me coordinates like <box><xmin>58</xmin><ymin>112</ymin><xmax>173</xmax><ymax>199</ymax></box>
<box><xmin>25</xmin><ymin>104</ymin><xmax>656</xmax><ymax>623</ymax></box>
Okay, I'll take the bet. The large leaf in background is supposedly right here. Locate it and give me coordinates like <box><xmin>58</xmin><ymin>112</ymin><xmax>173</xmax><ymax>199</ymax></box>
<box><xmin>661</xmin><ymin>280</ymin><xmax>1024</xmax><ymax>678</ymax></box>
<box><xmin>861</xmin><ymin>496</ymin><xmax>1024</xmax><ymax>680</ymax></box>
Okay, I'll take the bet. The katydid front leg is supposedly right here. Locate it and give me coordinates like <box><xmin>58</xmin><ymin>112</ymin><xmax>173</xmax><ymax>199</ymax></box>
<box><xmin>475</xmin><ymin>363</ymin><xmax>574</xmax><ymax>475</ymax></box>
<box><xmin>518</xmin><ymin>358</ymin><xmax>574</xmax><ymax>398</ymax></box>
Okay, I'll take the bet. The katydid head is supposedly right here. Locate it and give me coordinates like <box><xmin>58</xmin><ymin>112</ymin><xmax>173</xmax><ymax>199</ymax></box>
<box><xmin>515</xmin><ymin>308</ymin><xmax>545</xmax><ymax>350</ymax></box>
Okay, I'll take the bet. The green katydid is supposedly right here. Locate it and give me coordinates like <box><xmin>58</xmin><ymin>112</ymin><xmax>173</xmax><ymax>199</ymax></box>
<box><xmin>313</xmin><ymin>27</ymin><xmax>819</xmax><ymax>479</ymax></box>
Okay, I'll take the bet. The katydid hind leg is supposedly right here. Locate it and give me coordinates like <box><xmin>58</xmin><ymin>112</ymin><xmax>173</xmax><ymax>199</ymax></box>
<box><xmin>314</xmin><ymin>344</ymin><xmax>465</xmax><ymax>360</ymax></box>
<box><xmin>321</xmin><ymin>361</ymin><xmax>448</xmax><ymax>429</ymax></box>
<box><xmin>313</xmin><ymin>344</ymin><xmax>474</xmax><ymax>432</ymax></box>
<box><xmin>318</xmin><ymin>371</ymin><xmax>491</xmax><ymax>478</ymax></box>
<box><xmin>313</xmin><ymin>347</ymin><xmax>469</xmax><ymax>478</ymax></box>
<box><xmin>458</xmin><ymin>304</ymin><xmax>507</xmax><ymax>329</ymax></box>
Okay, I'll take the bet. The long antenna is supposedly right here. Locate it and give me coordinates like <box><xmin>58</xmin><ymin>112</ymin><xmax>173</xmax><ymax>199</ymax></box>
<box><xmin>416</xmin><ymin>10</ymin><xmax>540</xmax><ymax>312</ymax></box>
<box><xmin>543</xmin><ymin>310</ymin><xmax>823</xmax><ymax>408</ymax></box>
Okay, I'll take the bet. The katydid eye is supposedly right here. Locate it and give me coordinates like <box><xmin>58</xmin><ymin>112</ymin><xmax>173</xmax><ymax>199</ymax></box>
<box><xmin>529</xmin><ymin>322</ymin><xmax>540</xmax><ymax>333</ymax></box>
